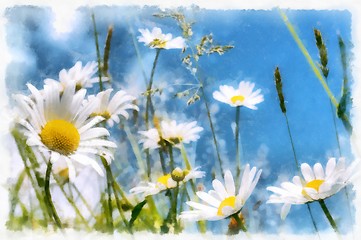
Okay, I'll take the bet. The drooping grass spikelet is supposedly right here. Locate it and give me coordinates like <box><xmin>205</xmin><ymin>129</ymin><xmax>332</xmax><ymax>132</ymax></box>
<box><xmin>103</xmin><ymin>25</ymin><xmax>113</xmax><ymax>78</ymax></box>
<box><xmin>314</xmin><ymin>29</ymin><xmax>329</xmax><ymax>78</ymax></box>
<box><xmin>337</xmin><ymin>36</ymin><xmax>352</xmax><ymax>134</ymax></box>
<box><xmin>274</xmin><ymin>67</ymin><xmax>286</xmax><ymax>113</ymax></box>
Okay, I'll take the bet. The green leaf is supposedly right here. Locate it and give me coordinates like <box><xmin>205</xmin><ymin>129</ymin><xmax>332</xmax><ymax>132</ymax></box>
<box><xmin>129</xmin><ymin>200</ymin><xmax>147</xmax><ymax>228</ymax></box>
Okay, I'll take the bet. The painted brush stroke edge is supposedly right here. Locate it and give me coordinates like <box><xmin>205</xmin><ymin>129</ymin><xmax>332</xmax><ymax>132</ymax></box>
<box><xmin>0</xmin><ymin>0</ymin><xmax>360</xmax><ymax>239</ymax></box>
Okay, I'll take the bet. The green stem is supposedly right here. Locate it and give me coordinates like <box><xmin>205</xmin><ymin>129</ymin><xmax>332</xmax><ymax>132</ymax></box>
<box><xmin>55</xmin><ymin>181</ymin><xmax>91</xmax><ymax>231</ymax></box>
<box><xmin>306</xmin><ymin>203</ymin><xmax>321</xmax><ymax>240</ymax></box>
<box><xmin>144</xmin><ymin>49</ymin><xmax>161</xmax><ymax>180</ymax></box>
<box><xmin>11</xmin><ymin>130</ymin><xmax>50</xmax><ymax>225</ymax></box>
<box><xmin>148</xmin><ymin>49</ymin><xmax>161</xmax><ymax>91</ymax></box>
<box><xmin>91</xmin><ymin>12</ymin><xmax>103</xmax><ymax>91</ymax></box>
<box><xmin>124</xmin><ymin>124</ymin><xmax>148</xmax><ymax>180</ymax></box>
<box><xmin>318</xmin><ymin>199</ymin><xmax>340</xmax><ymax>235</ymax></box>
<box><xmin>159</xmin><ymin>149</ymin><xmax>167</xmax><ymax>175</ymax></box>
<box><xmin>9</xmin><ymin>169</ymin><xmax>26</xmax><ymax>225</ymax></box>
<box><xmin>200</xmin><ymin>86</ymin><xmax>225</xmax><ymax>177</ymax></box>
<box><xmin>100</xmin><ymin>157</ymin><xmax>114</xmax><ymax>232</ymax></box>
<box><xmin>70</xmin><ymin>183</ymin><xmax>98</xmax><ymax>220</ymax></box>
<box><xmin>168</xmin><ymin>144</ymin><xmax>175</xmax><ymax>171</ymax></box>
<box><xmin>44</xmin><ymin>160</ymin><xmax>63</xmax><ymax>229</ymax></box>
<box><xmin>235</xmin><ymin>106</ymin><xmax>242</xmax><ymax>182</ymax></box>
<box><xmin>172</xmin><ymin>183</ymin><xmax>180</xmax><ymax>232</ymax></box>
<box><xmin>284</xmin><ymin>113</ymin><xmax>300</xmax><ymax>173</ymax></box>
<box><xmin>283</xmin><ymin>114</ymin><xmax>320</xmax><ymax>237</ymax></box>
<box><xmin>328</xmin><ymin>100</ymin><xmax>342</xmax><ymax>156</ymax></box>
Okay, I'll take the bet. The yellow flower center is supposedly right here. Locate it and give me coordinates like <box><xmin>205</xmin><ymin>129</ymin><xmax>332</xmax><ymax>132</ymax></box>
<box><xmin>90</xmin><ymin>111</ymin><xmax>111</xmax><ymax>120</ymax></box>
<box><xmin>231</xmin><ymin>95</ymin><xmax>245</xmax><ymax>104</ymax></box>
<box><xmin>58</xmin><ymin>167</ymin><xmax>69</xmax><ymax>179</ymax></box>
<box><xmin>157</xmin><ymin>174</ymin><xmax>172</xmax><ymax>188</ymax></box>
<box><xmin>217</xmin><ymin>196</ymin><xmax>236</xmax><ymax>216</ymax></box>
<box><xmin>40</xmin><ymin>119</ymin><xmax>80</xmax><ymax>155</ymax></box>
<box><xmin>150</xmin><ymin>38</ymin><xmax>167</xmax><ymax>48</ymax></box>
<box><xmin>302</xmin><ymin>179</ymin><xmax>325</xmax><ymax>196</ymax></box>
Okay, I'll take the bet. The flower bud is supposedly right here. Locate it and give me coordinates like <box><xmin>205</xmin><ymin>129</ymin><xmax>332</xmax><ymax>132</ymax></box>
<box><xmin>171</xmin><ymin>167</ymin><xmax>185</xmax><ymax>182</ymax></box>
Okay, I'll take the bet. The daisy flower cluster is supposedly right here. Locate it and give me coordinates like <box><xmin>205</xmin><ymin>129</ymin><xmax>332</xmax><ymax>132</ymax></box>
<box><xmin>13</xmin><ymin>62</ymin><xmax>138</xmax><ymax>181</ymax></box>
<box><xmin>7</xmin><ymin>17</ymin><xmax>358</xmax><ymax>238</ymax></box>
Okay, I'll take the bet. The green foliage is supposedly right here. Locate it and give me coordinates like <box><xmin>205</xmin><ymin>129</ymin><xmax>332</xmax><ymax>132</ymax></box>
<box><xmin>129</xmin><ymin>200</ymin><xmax>147</xmax><ymax>228</ymax></box>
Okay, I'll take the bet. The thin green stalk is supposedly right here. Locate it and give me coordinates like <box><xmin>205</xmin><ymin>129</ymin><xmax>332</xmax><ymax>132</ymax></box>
<box><xmin>112</xmin><ymin>182</ymin><xmax>131</xmax><ymax>233</ymax></box>
<box><xmin>124</xmin><ymin>124</ymin><xmax>148</xmax><ymax>180</ymax></box>
<box><xmin>235</xmin><ymin>106</ymin><xmax>242</xmax><ymax>182</ymax></box>
<box><xmin>91</xmin><ymin>12</ymin><xmax>104</xmax><ymax>91</ymax></box>
<box><xmin>329</xmin><ymin>100</ymin><xmax>342</xmax><ymax>156</ymax></box>
<box><xmin>318</xmin><ymin>199</ymin><xmax>341</xmax><ymax>238</ymax></box>
<box><xmin>44</xmin><ymin>160</ymin><xmax>63</xmax><ymax>229</ymax></box>
<box><xmin>158</xmin><ymin>149</ymin><xmax>167</xmax><ymax>175</ymax></box>
<box><xmin>144</xmin><ymin>49</ymin><xmax>161</xmax><ymax>179</ymax></box>
<box><xmin>284</xmin><ymin>114</ymin><xmax>320</xmax><ymax>238</ymax></box>
<box><xmin>279</xmin><ymin>9</ymin><xmax>337</xmax><ymax>107</ymax></box>
<box><xmin>171</xmin><ymin>183</ymin><xmax>180</xmax><ymax>232</ymax></box>
<box><xmin>200</xmin><ymin>86</ymin><xmax>225</xmax><ymax>177</ymax></box>
<box><xmin>284</xmin><ymin>113</ymin><xmax>300</xmax><ymax>173</ymax></box>
<box><xmin>168</xmin><ymin>144</ymin><xmax>175</xmax><ymax>170</ymax></box>
<box><xmin>12</xmin><ymin>130</ymin><xmax>50</xmax><ymax>225</ymax></box>
<box><xmin>70</xmin><ymin>183</ymin><xmax>98</xmax><ymax>220</ymax></box>
<box><xmin>9</xmin><ymin>169</ymin><xmax>27</xmax><ymax>225</ymax></box>
<box><xmin>55</xmin><ymin>181</ymin><xmax>91</xmax><ymax>231</ymax></box>
<box><xmin>127</xmin><ymin>20</ymin><xmax>148</xmax><ymax>85</ymax></box>
<box><xmin>179</xmin><ymin>144</ymin><xmax>207</xmax><ymax>232</ymax></box>
<box><xmin>100</xmin><ymin>157</ymin><xmax>114</xmax><ymax>232</ymax></box>
<box><xmin>148</xmin><ymin>49</ymin><xmax>161</xmax><ymax>91</ymax></box>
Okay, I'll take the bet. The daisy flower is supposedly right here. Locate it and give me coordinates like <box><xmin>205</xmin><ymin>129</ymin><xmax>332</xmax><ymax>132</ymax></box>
<box><xmin>180</xmin><ymin>165</ymin><xmax>262</xmax><ymax>221</ymax></box>
<box><xmin>138</xmin><ymin>120</ymin><xmax>203</xmax><ymax>150</ymax></box>
<box><xmin>267</xmin><ymin>157</ymin><xmax>357</xmax><ymax>219</ymax></box>
<box><xmin>129</xmin><ymin>167</ymin><xmax>205</xmax><ymax>197</ymax></box>
<box><xmin>213</xmin><ymin>81</ymin><xmax>264</xmax><ymax>109</ymax></box>
<box><xmin>13</xmin><ymin>82</ymin><xmax>117</xmax><ymax>182</ymax></box>
<box><xmin>45</xmin><ymin>61</ymin><xmax>108</xmax><ymax>90</ymax></box>
<box><xmin>88</xmin><ymin>88</ymin><xmax>139</xmax><ymax>127</ymax></box>
<box><xmin>138</xmin><ymin>27</ymin><xmax>186</xmax><ymax>49</ymax></box>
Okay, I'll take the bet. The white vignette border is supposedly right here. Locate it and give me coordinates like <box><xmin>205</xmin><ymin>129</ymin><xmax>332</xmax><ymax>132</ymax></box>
<box><xmin>0</xmin><ymin>1</ymin><xmax>360</xmax><ymax>239</ymax></box>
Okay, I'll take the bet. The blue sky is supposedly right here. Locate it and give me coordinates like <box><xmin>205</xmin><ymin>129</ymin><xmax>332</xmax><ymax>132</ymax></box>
<box><xmin>5</xmin><ymin>6</ymin><xmax>354</xmax><ymax>234</ymax></box>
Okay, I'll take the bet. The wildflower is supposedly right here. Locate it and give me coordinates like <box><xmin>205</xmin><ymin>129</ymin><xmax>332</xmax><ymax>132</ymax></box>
<box><xmin>267</xmin><ymin>157</ymin><xmax>357</xmax><ymax>220</ymax></box>
<box><xmin>45</xmin><ymin>61</ymin><xmax>108</xmax><ymax>90</ymax></box>
<box><xmin>213</xmin><ymin>81</ymin><xmax>264</xmax><ymax>109</ymax></box>
<box><xmin>89</xmin><ymin>88</ymin><xmax>139</xmax><ymax>127</ymax></box>
<box><xmin>180</xmin><ymin>165</ymin><xmax>262</xmax><ymax>221</ymax></box>
<box><xmin>139</xmin><ymin>120</ymin><xmax>203</xmax><ymax>150</ymax></box>
<box><xmin>129</xmin><ymin>167</ymin><xmax>205</xmax><ymax>197</ymax></box>
<box><xmin>138</xmin><ymin>27</ymin><xmax>186</xmax><ymax>49</ymax></box>
<box><xmin>13</xmin><ymin>82</ymin><xmax>117</xmax><ymax>182</ymax></box>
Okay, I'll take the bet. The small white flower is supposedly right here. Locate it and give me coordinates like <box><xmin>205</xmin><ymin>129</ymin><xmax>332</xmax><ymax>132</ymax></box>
<box><xmin>267</xmin><ymin>157</ymin><xmax>358</xmax><ymax>220</ymax></box>
<box><xmin>13</xmin><ymin>82</ymin><xmax>117</xmax><ymax>182</ymax></box>
<box><xmin>45</xmin><ymin>61</ymin><xmax>108</xmax><ymax>90</ymax></box>
<box><xmin>213</xmin><ymin>81</ymin><xmax>264</xmax><ymax>109</ymax></box>
<box><xmin>180</xmin><ymin>165</ymin><xmax>262</xmax><ymax>221</ymax></box>
<box><xmin>89</xmin><ymin>89</ymin><xmax>139</xmax><ymax>127</ymax></box>
<box><xmin>129</xmin><ymin>167</ymin><xmax>205</xmax><ymax>197</ymax></box>
<box><xmin>138</xmin><ymin>27</ymin><xmax>186</xmax><ymax>49</ymax></box>
<box><xmin>139</xmin><ymin>120</ymin><xmax>203</xmax><ymax>150</ymax></box>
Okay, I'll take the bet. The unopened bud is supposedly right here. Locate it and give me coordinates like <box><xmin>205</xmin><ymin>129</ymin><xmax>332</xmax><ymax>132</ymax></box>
<box><xmin>171</xmin><ymin>167</ymin><xmax>185</xmax><ymax>182</ymax></box>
